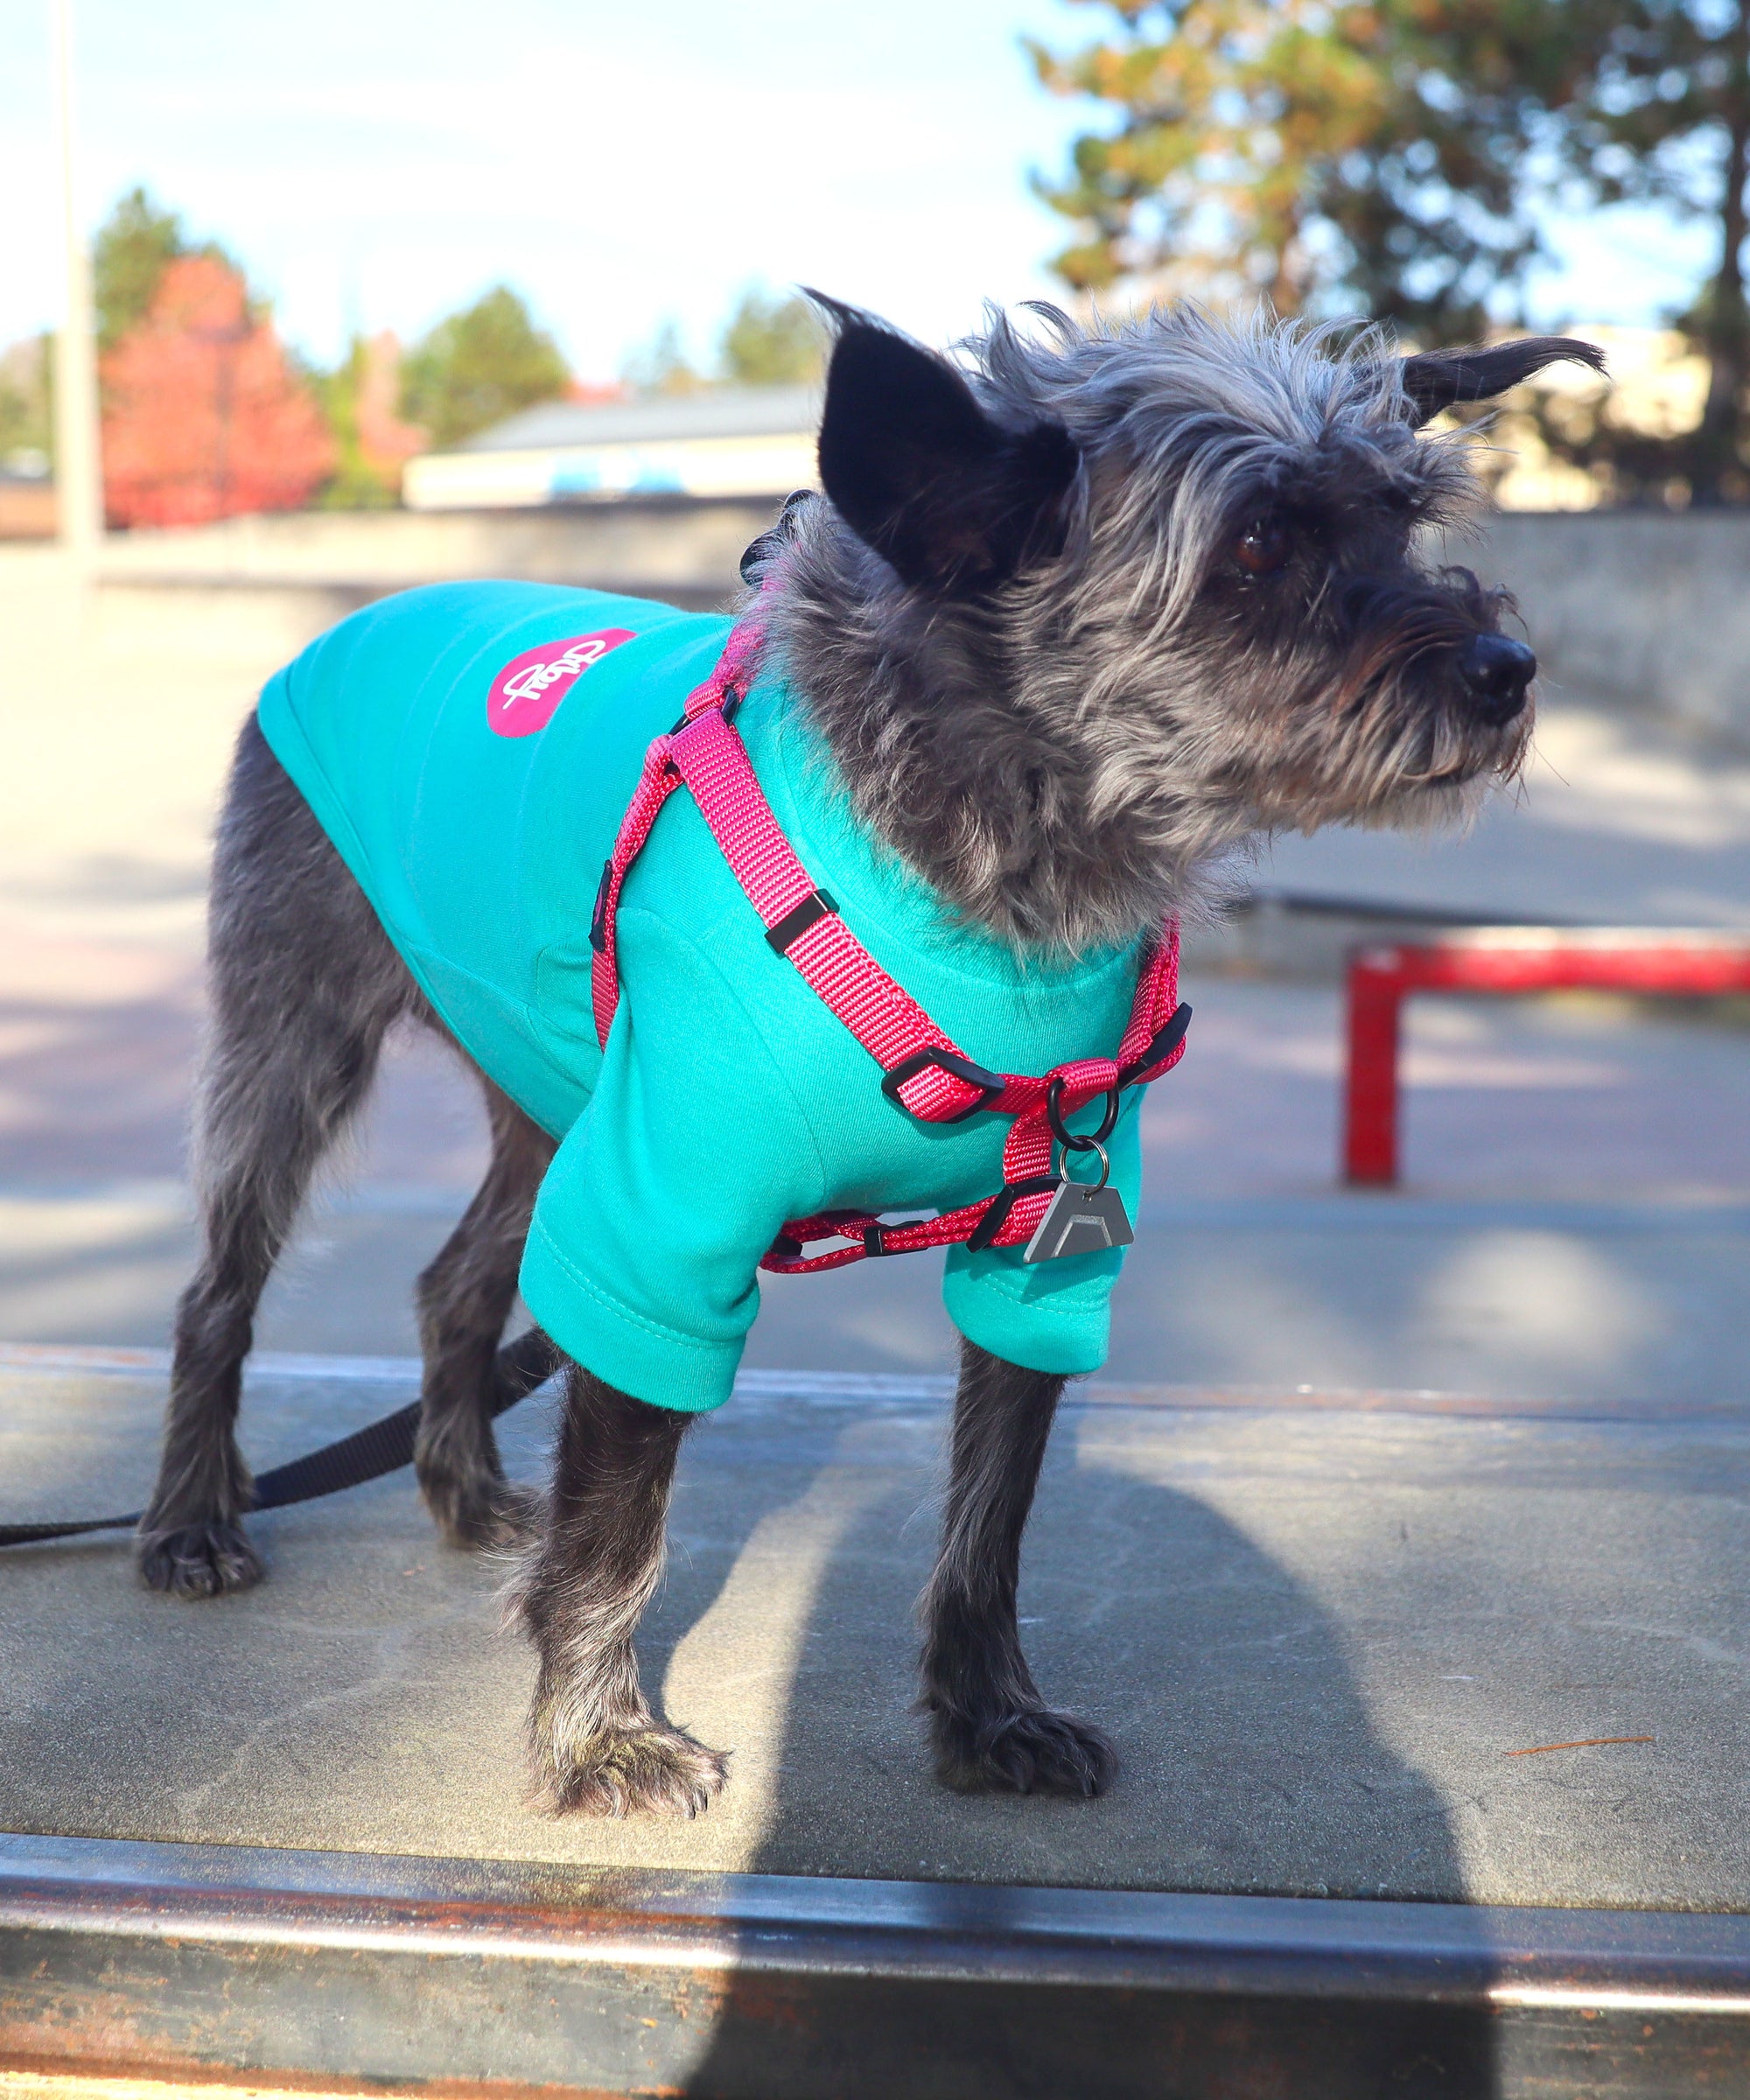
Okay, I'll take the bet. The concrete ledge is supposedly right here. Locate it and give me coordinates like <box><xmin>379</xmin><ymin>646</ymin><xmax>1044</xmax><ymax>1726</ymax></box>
<box><xmin>4</xmin><ymin>1832</ymin><xmax>1748</xmax><ymax>2098</ymax></box>
<box><xmin>83</xmin><ymin>574</ymin><xmax>731</xmax><ymax>668</ymax></box>
<box><xmin>91</xmin><ymin>497</ymin><xmax>780</xmax><ymax>596</ymax></box>
<box><xmin>1180</xmin><ymin>886</ymin><xmax>1571</xmax><ymax>981</ymax></box>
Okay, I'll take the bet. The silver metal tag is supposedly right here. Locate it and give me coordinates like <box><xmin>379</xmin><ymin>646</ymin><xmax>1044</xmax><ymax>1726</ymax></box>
<box><xmin>1022</xmin><ymin>1179</ymin><xmax>1135</xmax><ymax>1264</ymax></box>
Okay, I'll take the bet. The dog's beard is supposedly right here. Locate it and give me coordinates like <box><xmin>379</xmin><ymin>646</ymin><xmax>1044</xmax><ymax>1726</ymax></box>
<box><xmin>1167</xmin><ymin>574</ymin><xmax>1534</xmax><ymax>838</ymax></box>
<box><xmin>1238</xmin><ymin>676</ymin><xmax>1532</xmax><ymax>836</ymax></box>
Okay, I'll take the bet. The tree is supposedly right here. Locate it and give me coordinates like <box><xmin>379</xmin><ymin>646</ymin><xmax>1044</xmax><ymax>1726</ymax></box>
<box><xmin>315</xmin><ymin>332</ymin><xmax>428</xmax><ymax>508</ymax></box>
<box><xmin>93</xmin><ymin>186</ymin><xmax>232</xmax><ymax>353</ymax></box>
<box><xmin>101</xmin><ymin>254</ymin><xmax>335</xmax><ymax>526</ymax></box>
<box><xmin>621</xmin><ymin>289</ymin><xmax>823</xmax><ymax>396</ymax></box>
<box><xmin>620</xmin><ymin>318</ymin><xmax>704</xmax><ymax>396</ymax></box>
<box><xmin>0</xmin><ymin>335</ymin><xmax>52</xmax><ymax>469</ymax></box>
<box><xmin>1553</xmin><ymin>0</ymin><xmax>1750</xmax><ymax>499</ymax></box>
<box><xmin>1029</xmin><ymin>0</ymin><xmax>1588</xmax><ymax>342</ymax></box>
<box><xmin>718</xmin><ymin>286</ymin><xmax>823</xmax><ymax>385</ymax></box>
<box><xmin>399</xmin><ymin>287</ymin><xmax>570</xmax><ymax>448</ymax></box>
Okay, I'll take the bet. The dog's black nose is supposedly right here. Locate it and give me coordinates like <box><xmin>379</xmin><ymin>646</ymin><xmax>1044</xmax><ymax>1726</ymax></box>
<box><xmin>1458</xmin><ymin>633</ymin><xmax>1536</xmax><ymax>724</ymax></box>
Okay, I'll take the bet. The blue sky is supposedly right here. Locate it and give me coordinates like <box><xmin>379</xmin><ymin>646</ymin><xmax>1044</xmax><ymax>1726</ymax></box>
<box><xmin>4</xmin><ymin>0</ymin><xmax>1718</xmax><ymax>379</ymax></box>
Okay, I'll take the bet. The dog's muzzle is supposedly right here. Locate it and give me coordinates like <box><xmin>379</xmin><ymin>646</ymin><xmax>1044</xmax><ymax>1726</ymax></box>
<box><xmin>1457</xmin><ymin>632</ymin><xmax>1535</xmax><ymax>726</ymax></box>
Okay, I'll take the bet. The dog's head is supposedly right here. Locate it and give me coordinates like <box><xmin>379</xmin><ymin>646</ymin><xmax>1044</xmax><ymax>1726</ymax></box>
<box><xmin>762</xmin><ymin>298</ymin><xmax>1604</xmax><ymax>948</ymax></box>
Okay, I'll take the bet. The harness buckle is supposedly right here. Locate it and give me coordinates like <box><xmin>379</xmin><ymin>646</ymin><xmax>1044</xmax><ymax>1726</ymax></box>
<box><xmin>880</xmin><ymin>1045</ymin><xmax>1007</xmax><ymax>1123</ymax></box>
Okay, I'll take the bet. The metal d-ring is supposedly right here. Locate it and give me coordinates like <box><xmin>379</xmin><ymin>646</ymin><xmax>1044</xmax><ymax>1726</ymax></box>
<box><xmin>1046</xmin><ymin>1079</ymin><xmax>1121</xmax><ymax>1155</ymax></box>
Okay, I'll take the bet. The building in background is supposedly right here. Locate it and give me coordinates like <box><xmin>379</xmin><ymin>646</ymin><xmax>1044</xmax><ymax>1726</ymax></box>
<box><xmin>1478</xmin><ymin>328</ymin><xmax>1709</xmax><ymax>512</ymax></box>
<box><xmin>402</xmin><ymin>385</ymin><xmax>818</xmax><ymax>511</ymax></box>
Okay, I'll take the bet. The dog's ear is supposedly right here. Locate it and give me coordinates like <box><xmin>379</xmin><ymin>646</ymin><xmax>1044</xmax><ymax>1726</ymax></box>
<box><xmin>808</xmin><ymin>292</ymin><xmax>1078</xmax><ymax>592</ymax></box>
<box><xmin>1397</xmin><ymin>336</ymin><xmax>1606</xmax><ymax>427</ymax></box>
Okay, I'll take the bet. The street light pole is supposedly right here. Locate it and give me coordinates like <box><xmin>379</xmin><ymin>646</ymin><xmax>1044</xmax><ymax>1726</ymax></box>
<box><xmin>51</xmin><ymin>0</ymin><xmax>102</xmax><ymax>569</ymax></box>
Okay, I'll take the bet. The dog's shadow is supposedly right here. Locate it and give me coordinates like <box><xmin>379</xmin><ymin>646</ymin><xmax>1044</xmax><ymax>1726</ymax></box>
<box><xmin>655</xmin><ymin>1398</ymin><xmax>1499</xmax><ymax>2097</ymax></box>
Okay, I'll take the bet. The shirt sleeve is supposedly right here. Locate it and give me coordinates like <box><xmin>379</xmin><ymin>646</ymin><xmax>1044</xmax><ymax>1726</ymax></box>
<box><xmin>518</xmin><ymin>907</ymin><xmax>825</xmax><ymax>1412</ymax></box>
<box><xmin>940</xmin><ymin>1088</ymin><xmax>1143</xmax><ymax>1376</ymax></box>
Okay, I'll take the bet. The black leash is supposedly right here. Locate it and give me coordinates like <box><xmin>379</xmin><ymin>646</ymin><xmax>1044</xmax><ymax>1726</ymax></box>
<box><xmin>0</xmin><ymin>1327</ymin><xmax>564</xmax><ymax>1550</ymax></box>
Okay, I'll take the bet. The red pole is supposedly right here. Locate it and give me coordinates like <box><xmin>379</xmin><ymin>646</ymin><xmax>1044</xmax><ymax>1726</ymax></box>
<box><xmin>1344</xmin><ymin>949</ymin><xmax>1404</xmax><ymax>1186</ymax></box>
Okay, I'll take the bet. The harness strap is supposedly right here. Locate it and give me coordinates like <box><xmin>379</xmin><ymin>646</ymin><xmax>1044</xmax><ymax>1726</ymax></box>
<box><xmin>588</xmin><ymin>619</ymin><xmax>1190</xmax><ymax>1269</ymax></box>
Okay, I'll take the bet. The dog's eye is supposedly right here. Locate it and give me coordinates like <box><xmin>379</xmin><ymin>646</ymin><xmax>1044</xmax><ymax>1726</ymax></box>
<box><xmin>1233</xmin><ymin>518</ymin><xmax>1291</xmax><ymax>576</ymax></box>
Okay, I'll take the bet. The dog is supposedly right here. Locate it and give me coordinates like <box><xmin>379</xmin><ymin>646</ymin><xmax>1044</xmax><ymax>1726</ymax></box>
<box><xmin>136</xmin><ymin>298</ymin><xmax>1601</xmax><ymax>1816</ymax></box>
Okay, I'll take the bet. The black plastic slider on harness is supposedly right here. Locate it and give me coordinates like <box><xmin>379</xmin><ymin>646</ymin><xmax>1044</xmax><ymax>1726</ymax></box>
<box><xmin>1116</xmin><ymin>1002</ymin><xmax>1193</xmax><ymax>1086</ymax></box>
<box><xmin>668</xmin><ymin>685</ymin><xmax>745</xmax><ymax>736</ymax></box>
<box><xmin>880</xmin><ymin>1045</ymin><xmax>1007</xmax><ymax>1124</ymax></box>
<box><xmin>965</xmin><ymin>1173</ymin><xmax>1062</xmax><ymax>1254</ymax></box>
<box><xmin>587</xmin><ymin>859</ymin><xmax>614</xmax><ymax>955</ymax></box>
<box><xmin>766</xmin><ymin>888</ymin><xmax>837</xmax><ymax>954</ymax></box>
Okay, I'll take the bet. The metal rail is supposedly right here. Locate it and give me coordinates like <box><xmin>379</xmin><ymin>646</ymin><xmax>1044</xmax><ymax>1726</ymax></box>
<box><xmin>1343</xmin><ymin>927</ymin><xmax>1750</xmax><ymax>1186</ymax></box>
<box><xmin>4</xmin><ymin>1832</ymin><xmax>1749</xmax><ymax>2096</ymax></box>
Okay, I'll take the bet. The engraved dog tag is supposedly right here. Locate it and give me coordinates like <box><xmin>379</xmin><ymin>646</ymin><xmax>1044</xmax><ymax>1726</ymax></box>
<box><xmin>1022</xmin><ymin>1179</ymin><xmax>1135</xmax><ymax>1264</ymax></box>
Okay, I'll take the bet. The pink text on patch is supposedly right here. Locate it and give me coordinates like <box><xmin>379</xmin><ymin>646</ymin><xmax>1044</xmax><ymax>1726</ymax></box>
<box><xmin>487</xmin><ymin>628</ymin><xmax>636</xmax><ymax>737</ymax></box>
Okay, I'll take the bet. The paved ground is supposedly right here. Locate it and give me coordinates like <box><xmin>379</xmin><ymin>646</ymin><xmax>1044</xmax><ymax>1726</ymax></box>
<box><xmin>8</xmin><ymin>990</ymin><xmax>1750</xmax><ymax>1405</ymax></box>
<box><xmin>1264</xmin><ymin>701</ymin><xmax>1750</xmax><ymax>927</ymax></box>
<box><xmin>2</xmin><ymin>1352</ymin><xmax>1743</xmax><ymax>1909</ymax></box>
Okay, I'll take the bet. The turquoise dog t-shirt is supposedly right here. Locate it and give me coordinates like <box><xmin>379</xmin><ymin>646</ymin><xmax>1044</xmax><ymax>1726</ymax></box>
<box><xmin>256</xmin><ymin>581</ymin><xmax>1147</xmax><ymax>1413</ymax></box>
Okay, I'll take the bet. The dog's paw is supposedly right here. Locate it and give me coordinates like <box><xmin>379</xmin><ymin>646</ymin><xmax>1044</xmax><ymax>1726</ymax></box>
<box><xmin>932</xmin><ymin>1706</ymin><xmax>1116</xmax><ymax>1797</ymax></box>
<box><xmin>136</xmin><ymin>1517</ymin><xmax>263</xmax><ymax>1600</ymax></box>
<box><xmin>536</xmin><ymin>1724</ymin><xmax>729</xmax><ymax>1818</ymax></box>
<box><xmin>421</xmin><ymin>1465</ymin><xmax>542</xmax><ymax>1552</ymax></box>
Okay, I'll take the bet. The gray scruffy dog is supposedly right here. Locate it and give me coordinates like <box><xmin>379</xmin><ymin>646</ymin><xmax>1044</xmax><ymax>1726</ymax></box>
<box><xmin>137</xmin><ymin>298</ymin><xmax>1600</xmax><ymax>1815</ymax></box>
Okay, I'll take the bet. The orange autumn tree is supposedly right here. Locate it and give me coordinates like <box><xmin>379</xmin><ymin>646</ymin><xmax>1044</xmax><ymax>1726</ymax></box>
<box><xmin>102</xmin><ymin>254</ymin><xmax>335</xmax><ymax>527</ymax></box>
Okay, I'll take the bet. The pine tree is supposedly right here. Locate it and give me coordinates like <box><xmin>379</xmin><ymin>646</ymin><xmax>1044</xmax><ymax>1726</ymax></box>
<box><xmin>718</xmin><ymin>287</ymin><xmax>823</xmax><ymax>387</ymax></box>
<box><xmin>1557</xmin><ymin>0</ymin><xmax>1750</xmax><ymax>499</ymax></box>
<box><xmin>1029</xmin><ymin>0</ymin><xmax>1586</xmax><ymax>341</ymax></box>
<box><xmin>399</xmin><ymin>288</ymin><xmax>570</xmax><ymax>448</ymax></box>
<box><xmin>92</xmin><ymin>186</ymin><xmax>234</xmax><ymax>353</ymax></box>
<box><xmin>0</xmin><ymin>335</ymin><xmax>52</xmax><ymax>468</ymax></box>
<box><xmin>620</xmin><ymin>318</ymin><xmax>704</xmax><ymax>397</ymax></box>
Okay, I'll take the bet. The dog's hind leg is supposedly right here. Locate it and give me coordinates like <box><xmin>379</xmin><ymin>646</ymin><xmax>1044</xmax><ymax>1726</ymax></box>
<box><xmin>137</xmin><ymin>716</ymin><xmax>417</xmax><ymax>1599</ymax></box>
<box><xmin>510</xmin><ymin>1366</ymin><xmax>728</xmax><ymax>1816</ymax></box>
<box><xmin>918</xmin><ymin>1340</ymin><xmax>1117</xmax><ymax>1796</ymax></box>
<box><xmin>412</xmin><ymin>1074</ymin><xmax>556</xmax><ymax>1549</ymax></box>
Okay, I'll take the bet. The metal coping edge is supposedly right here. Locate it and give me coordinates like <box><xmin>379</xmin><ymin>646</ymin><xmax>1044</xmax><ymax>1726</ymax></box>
<box><xmin>3</xmin><ymin>1833</ymin><xmax>1750</xmax><ymax>2012</ymax></box>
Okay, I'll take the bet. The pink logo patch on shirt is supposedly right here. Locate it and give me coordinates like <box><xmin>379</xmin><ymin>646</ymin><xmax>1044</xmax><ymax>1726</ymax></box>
<box><xmin>486</xmin><ymin>629</ymin><xmax>636</xmax><ymax>737</ymax></box>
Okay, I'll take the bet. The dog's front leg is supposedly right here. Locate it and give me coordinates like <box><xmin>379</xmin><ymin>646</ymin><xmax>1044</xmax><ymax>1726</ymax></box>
<box><xmin>513</xmin><ymin>1365</ymin><xmax>727</xmax><ymax>1816</ymax></box>
<box><xmin>919</xmin><ymin>1340</ymin><xmax>1116</xmax><ymax>1796</ymax></box>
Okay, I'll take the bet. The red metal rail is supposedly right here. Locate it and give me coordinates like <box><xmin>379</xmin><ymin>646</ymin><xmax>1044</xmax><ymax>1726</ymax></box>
<box><xmin>1343</xmin><ymin>928</ymin><xmax>1750</xmax><ymax>1186</ymax></box>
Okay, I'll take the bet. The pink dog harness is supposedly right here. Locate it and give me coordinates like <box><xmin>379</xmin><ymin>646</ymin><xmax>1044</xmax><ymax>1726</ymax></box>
<box><xmin>588</xmin><ymin>620</ymin><xmax>1191</xmax><ymax>1275</ymax></box>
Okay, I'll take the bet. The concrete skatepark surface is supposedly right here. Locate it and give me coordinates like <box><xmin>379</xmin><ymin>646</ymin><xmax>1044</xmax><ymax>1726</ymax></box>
<box><xmin>2</xmin><ymin>1348</ymin><xmax>1745</xmax><ymax>1912</ymax></box>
